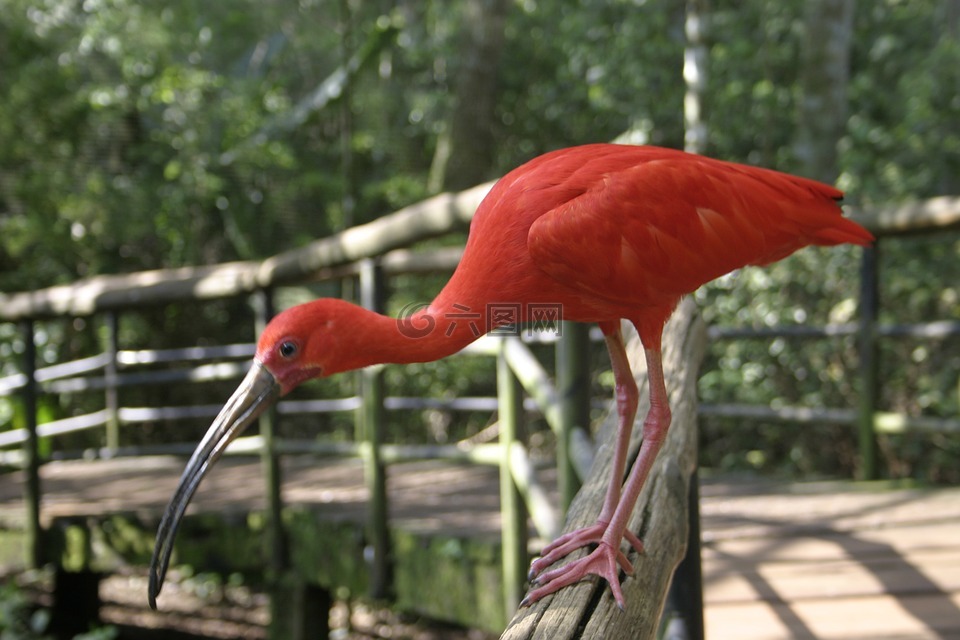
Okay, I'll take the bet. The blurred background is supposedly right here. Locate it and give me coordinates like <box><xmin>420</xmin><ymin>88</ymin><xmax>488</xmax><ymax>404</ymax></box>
<box><xmin>2</xmin><ymin>0</ymin><xmax>956</xmax><ymax>480</ymax></box>
<box><xmin>0</xmin><ymin>1</ymin><xmax>958</xmax><ymax>637</ymax></box>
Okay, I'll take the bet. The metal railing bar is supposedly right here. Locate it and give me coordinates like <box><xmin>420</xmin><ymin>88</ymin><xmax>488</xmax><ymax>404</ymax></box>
<box><xmin>501</xmin><ymin>337</ymin><xmax>563</xmax><ymax>431</ymax></box>
<box><xmin>36</xmin><ymin>353</ymin><xmax>113</xmax><ymax>382</ymax></box>
<box><xmin>698</xmin><ymin>403</ymin><xmax>856</xmax><ymax>424</ymax></box>
<box><xmin>707</xmin><ymin>319</ymin><xmax>960</xmax><ymax>341</ymax></box>
<box><xmin>878</xmin><ymin>320</ymin><xmax>960</xmax><ymax>339</ymax></box>
<box><xmin>118</xmin><ymin>405</ymin><xmax>226</xmax><ymax>423</ymax></box>
<box><xmin>698</xmin><ymin>404</ymin><xmax>960</xmax><ymax>434</ymax></box>
<box><xmin>43</xmin><ymin>361</ymin><xmax>249</xmax><ymax>393</ymax></box>
<box><xmin>0</xmin><ymin>372</ymin><xmax>27</xmax><ymax>396</ymax></box>
<box><xmin>508</xmin><ymin>441</ymin><xmax>561</xmax><ymax>540</ymax></box>
<box><xmin>0</xmin><ymin>409</ymin><xmax>111</xmax><ymax>448</ymax></box>
<box><xmin>117</xmin><ymin>343</ymin><xmax>256</xmax><ymax>366</ymax></box>
<box><xmin>708</xmin><ymin>323</ymin><xmax>858</xmax><ymax>340</ymax></box>
<box><xmin>384</xmin><ymin>396</ymin><xmax>499</xmax><ymax>412</ymax></box>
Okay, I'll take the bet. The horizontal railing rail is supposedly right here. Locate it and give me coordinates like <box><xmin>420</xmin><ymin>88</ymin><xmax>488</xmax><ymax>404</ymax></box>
<box><xmin>707</xmin><ymin>319</ymin><xmax>960</xmax><ymax>341</ymax></box>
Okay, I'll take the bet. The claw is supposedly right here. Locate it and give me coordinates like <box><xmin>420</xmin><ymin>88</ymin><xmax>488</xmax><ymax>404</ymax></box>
<box><xmin>528</xmin><ymin>522</ymin><xmax>606</xmax><ymax>579</ymax></box>
<box><xmin>522</xmin><ymin>541</ymin><xmax>630</xmax><ymax>609</ymax></box>
<box><xmin>528</xmin><ymin>521</ymin><xmax>644</xmax><ymax>580</ymax></box>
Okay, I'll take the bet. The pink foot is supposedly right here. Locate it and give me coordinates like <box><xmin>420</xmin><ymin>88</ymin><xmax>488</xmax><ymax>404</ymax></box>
<box><xmin>522</xmin><ymin>540</ymin><xmax>634</xmax><ymax>609</ymax></box>
<box><xmin>528</xmin><ymin>521</ymin><xmax>644</xmax><ymax>580</ymax></box>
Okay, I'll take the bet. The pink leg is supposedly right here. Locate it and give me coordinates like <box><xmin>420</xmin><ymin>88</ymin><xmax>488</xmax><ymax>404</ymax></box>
<box><xmin>523</xmin><ymin>341</ymin><xmax>672</xmax><ymax>609</ymax></box>
<box><xmin>527</xmin><ymin>327</ymin><xmax>643</xmax><ymax>579</ymax></box>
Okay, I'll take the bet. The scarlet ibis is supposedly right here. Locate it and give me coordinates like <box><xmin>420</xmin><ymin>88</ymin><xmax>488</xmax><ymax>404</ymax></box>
<box><xmin>148</xmin><ymin>143</ymin><xmax>872</xmax><ymax>609</ymax></box>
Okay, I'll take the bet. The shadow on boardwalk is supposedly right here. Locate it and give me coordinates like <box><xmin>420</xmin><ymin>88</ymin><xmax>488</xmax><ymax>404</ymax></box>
<box><xmin>2</xmin><ymin>459</ymin><xmax>959</xmax><ymax>639</ymax></box>
<box><xmin>701</xmin><ymin>477</ymin><xmax>960</xmax><ymax>639</ymax></box>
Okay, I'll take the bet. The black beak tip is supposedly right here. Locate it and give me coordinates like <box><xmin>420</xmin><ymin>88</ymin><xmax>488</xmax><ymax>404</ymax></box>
<box><xmin>144</xmin><ymin>361</ymin><xmax>280</xmax><ymax>611</ymax></box>
<box><xmin>147</xmin><ymin>549</ymin><xmax>165</xmax><ymax>609</ymax></box>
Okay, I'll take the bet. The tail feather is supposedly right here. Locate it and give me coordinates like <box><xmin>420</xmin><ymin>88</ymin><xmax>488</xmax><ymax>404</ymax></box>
<box><xmin>814</xmin><ymin>215</ymin><xmax>874</xmax><ymax>247</ymax></box>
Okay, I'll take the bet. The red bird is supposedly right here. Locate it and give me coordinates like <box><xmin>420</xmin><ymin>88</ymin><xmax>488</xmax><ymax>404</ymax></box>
<box><xmin>148</xmin><ymin>143</ymin><xmax>873</xmax><ymax>609</ymax></box>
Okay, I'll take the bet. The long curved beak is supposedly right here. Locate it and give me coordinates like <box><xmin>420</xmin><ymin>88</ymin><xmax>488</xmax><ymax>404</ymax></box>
<box><xmin>148</xmin><ymin>361</ymin><xmax>281</xmax><ymax>609</ymax></box>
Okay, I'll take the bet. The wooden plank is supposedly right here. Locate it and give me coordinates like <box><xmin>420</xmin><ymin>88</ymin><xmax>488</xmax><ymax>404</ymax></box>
<box><xmin>848</xmin><ymin>195</ymin><xmax>960</xmax><ymax>236</ymax></box>
<box><xmin>500</xmin><ymin>298</ymin><xmax>708</xmax><ymax>640</ymax></box>
<box><xmin>555</xmin><ymin>322</ymin><xmax>590</xmax><ymax>508</ymax></box>
<box><xmin>3</xmin><ymin>448</ymin><xmax>960</xmax><ymax>638</ymax></box>
<box><xmin>498</xmin><ymin>344</ymin><xmax>528</xmax><ymax>613</ymax></box>
<box><xmin>700</xmin><ymin>481</ymin><xmax>960</xmax><ymax>640</ymax></box>
<box><xmin>20</xmin><ymin>319</ymin><xmax>42</xmax><ymax>568</ymax></box>
<box><xmin>706</xmin><ymin>590</ymin><xmax>960</xmax><ymax>640</ymax></box>
<box><xmin>700</xmin><ymin>483</ymin><xmax>960</xmax><ymax>540</ymax></box>
<box><xmin>705</xmin><ymin>523</ymin><xmax>960</xmax><ymax>568</ymax></box>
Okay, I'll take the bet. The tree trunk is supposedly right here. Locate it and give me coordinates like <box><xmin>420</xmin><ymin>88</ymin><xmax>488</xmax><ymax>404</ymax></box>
<box><xmin>684</xmin><ymin>0</ymin><xmax>709</xmax><ymax>154</ymax></box>
<box><xmin>794</xmin><ymin>0</ymin><xmax>856</xmax><ymax>183</ymax></box>
<box><xmin>428</xmin><ymin>0</ymin><xmax>511</xmax><ymax>193</ymax></box>
<box><xmin>940</xmin><ymin>0</ymin><xmax>960</xmax><ymax>194</ymax></box>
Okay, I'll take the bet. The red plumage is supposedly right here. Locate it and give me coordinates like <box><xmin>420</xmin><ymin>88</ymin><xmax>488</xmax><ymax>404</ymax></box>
<box><xmin>148</xmin><ymin>143</ymin><xmax>873</xmax><ymax>611</ymax></box>
<box><xmin>439</xmin><ymin>144</ymin><xmax>870</xmax><ymax>342</ymax></box>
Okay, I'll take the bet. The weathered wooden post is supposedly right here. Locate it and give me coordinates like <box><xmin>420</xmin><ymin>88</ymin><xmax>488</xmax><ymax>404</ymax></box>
<box><xmin>662</xmin><ymin>468</ymin><xmax>705</xmax><ymax>640</ymax></box>
<box><xmin>358</xmin><ymin>259</ymin><xmax>391</xmax><ymax>599</ymax></box>
<box><xmin>19</xmin><ymin>319</ymin><xmax>43</xmax><ymax>569</ymax></box>
<box><xmin>103</xmin><ymin>310</ymin><xmax>120</xmax><ymax>454</ymax></box>
<box><xmin>857</xmin><ymin>244</ymin><xmax>881</xmax><ymax>480</ymax></box>
<box><xmin>498</xmin><ymin>339</ymin><xmax>529</xmax><ymax>614</ymax></box>
<box><xmin>556</xmin><ymin>321</ymin><xmax>589</xmax><ymax>511</ymax></box>
<box><xmin>50</xmin><ymin>568</ymin><xmax>102</xmax><ymax>638</ymax></box>
<box><xmin>252</xmin><ymin>289</ymin><xmax>287</xmax><ymax>573</ymax></box>
<box><xmin>253</xmin><ymin>289</ymin><xmax>333</xmax><ymax>640</ymax></box>
<box><xmin>501</xmin><ymin>300</ymin><xmax>706</xmax><ymax>640</ymax></box>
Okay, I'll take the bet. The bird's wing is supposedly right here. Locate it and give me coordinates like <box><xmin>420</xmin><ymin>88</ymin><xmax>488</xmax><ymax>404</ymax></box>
<box><xmin>526</xmin><ymin>151</ymin><xmax>870</xmax><ymax>309</ymax></box>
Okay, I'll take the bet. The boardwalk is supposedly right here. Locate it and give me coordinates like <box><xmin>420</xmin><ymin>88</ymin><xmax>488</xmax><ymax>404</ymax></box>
<box><xmin>701</xmin><ymin>477</ymin><xmax>960</xmax><ymax>640</ymax></box>
<box><xmin>2</xmin><ymin>457</ymin><xmax>959</xmax><ymax>638</ymax></box>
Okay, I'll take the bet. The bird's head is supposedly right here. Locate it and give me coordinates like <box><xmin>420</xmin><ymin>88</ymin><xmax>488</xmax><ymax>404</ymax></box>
<box><xmin>148</xmin><ymin>298</ymin><xmax>369</xmax><ymax>608</ymax></box>
<box><xmin>255</xmin><ymin>298</ymin><xmax>364</xmax><ymax>395</ymax></box>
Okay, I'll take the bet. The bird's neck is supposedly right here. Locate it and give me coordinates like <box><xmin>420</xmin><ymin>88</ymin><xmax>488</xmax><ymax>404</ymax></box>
<box><xmin>340</xmin><ymin>302</ymin><xmax>489</xmax><ymax>371</ymax></box>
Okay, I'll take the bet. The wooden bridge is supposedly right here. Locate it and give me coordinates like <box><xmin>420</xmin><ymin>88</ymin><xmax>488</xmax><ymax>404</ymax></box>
<box><xmin>701</xmin><ymin>476</ymin><xmax>960</xmax><ymax>640</ymax></box>
<box><xmin>1</xmin><ymin>185</ymin><xmax>958</xmax><ymax>638</ymax></box>
<box><xmin>3</xmin><ymin>451</ymin><xmax>960</xmax><ymax>638</ymax></box>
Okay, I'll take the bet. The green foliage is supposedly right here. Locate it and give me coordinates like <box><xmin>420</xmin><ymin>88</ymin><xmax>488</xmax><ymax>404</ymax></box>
<box><xmin>1</xmin><ymin>1</ymin><xmax>957</xmax><ymax>480</ymax></box>
<box><xmin>0</xmin><ymin>581</ymin><xmax>49</xmax><ymax>640</ymax></box>
<box><xmin>0</xmin><ymin>580</ymin><xmax>117</xmax><ymax>640</ymax></box>
<box><xmin>842</xmin><ymin>1</ymin><xmax>960</xmax><ymax>199</ymax></box>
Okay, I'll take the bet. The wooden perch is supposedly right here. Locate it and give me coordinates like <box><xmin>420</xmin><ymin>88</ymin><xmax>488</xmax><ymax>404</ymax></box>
<box><xmin>846</xmin><ymin>195</ymin><xmax>960</xmax><ymax>236</ymax></box>
<box><xmin>501</xmin><ymin>298</ymin><xmax>707</xmax><ymax>640</ymax></box>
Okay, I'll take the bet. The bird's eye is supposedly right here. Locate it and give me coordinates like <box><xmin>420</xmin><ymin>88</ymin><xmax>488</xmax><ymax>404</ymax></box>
<box><xmin>278</xmin><ymin>341</ymin><xmax>299</xmax><ymax>359</ymax></box>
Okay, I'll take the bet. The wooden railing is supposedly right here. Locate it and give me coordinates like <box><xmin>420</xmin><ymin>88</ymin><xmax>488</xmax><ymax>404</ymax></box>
<box><xmin>0</xmin><ymin>181</ymin><xmax>609</xmax><ymax>622</ymax></box>
<box><xmin>701</xmin><ymin>196</ymin><xmax>960</xmax><ymax>479</ymax></box>
<box><xmin>1</xmin><ymin>184</ymin><xmax>958</xmax><ymax>633</ymax></box>
<box><xmin>0</xmin><ymin>262</ymin><xmax>600</xmax><ymax>611</ymax></box>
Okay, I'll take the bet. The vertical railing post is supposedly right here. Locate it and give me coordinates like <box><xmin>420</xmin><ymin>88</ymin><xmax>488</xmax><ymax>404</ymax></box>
<box><xmin>556</xmin><ymin>321</ymin><xmax>589</xmax><ymax>511</ymax></box>
<box><xmin>498</xmin><ymin>340</ymin><xmax>528</xmax><ymax>614</ymax></box>
<box><xmin>663</xmin><ymin>468</ymin><xmax>705</xmax><ymax>640</ymax></box>
<box><xmin>254</xmin><ymin>291</ymin><xmax>331</xmax><ymax>640</ymax></box>
<box><xmin>252</xmin><ymin>289</ymin><xmax>288</xmax><ymax>574</ymax></box>
<box><xmin>857</xmin><ymin>244</ymin><xmax>880</xmax><ymax>480</ymax></box>
<box><xmin>103</xmin><ymin>311</ymin><xmax>120</xmax><ymax>454</ymax></box>
<box><xmin>357</xmin><ymin>259</ymin><xmax>390</xmax><ymax>598</ymax></box>
<box><xmin>20</xmin><ymin>319</ymin><xmax>43</xmax><ymax>568</ymax></box>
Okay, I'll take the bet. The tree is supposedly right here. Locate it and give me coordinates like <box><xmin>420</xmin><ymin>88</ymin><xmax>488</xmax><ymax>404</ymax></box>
<box><xmin>427</xmin><ymin>0</ymin><xmax>512</xmax><ymax>192</ymax></box>
<box><xmin>794</xmin><ymin>0</ymin><xmax>855</xmax><ymax>182</ymax></box>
